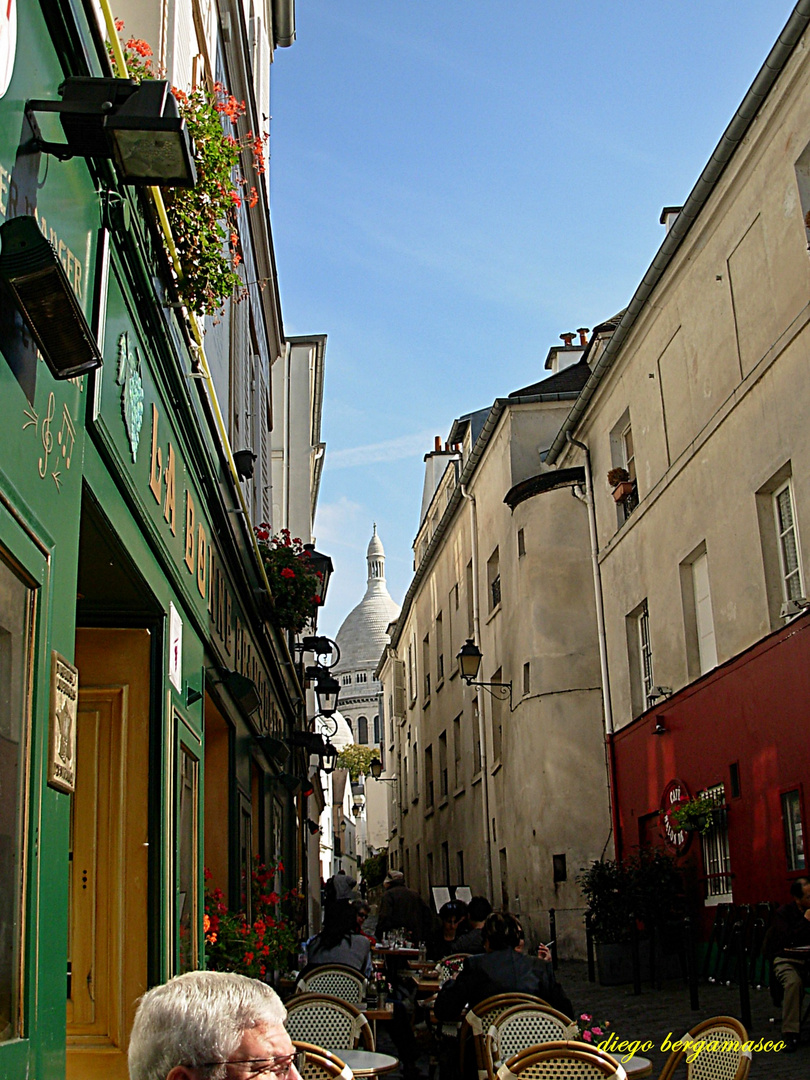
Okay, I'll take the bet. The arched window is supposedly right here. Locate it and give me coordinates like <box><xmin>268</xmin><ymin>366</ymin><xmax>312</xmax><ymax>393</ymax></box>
<box><xmin>357</xmin><ymin>716</ymin><xmax>368</xmax><ymax>744</ymax></box>
<box><xmin>373</xmin><ymin>714</ymin><xmax>381</xmax><ymax>743</ymax></box>
<box><xmin>341</xmin><ymin>673</ymin><xmax>352</xmax><ymax>686</ymax></box>
<box><xmin>356</xmin><ymin>672</ymin><xmax>368</xmax><ymax>684</ymax></box>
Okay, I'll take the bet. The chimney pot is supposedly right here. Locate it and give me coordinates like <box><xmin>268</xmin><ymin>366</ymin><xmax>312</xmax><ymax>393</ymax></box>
<box><xmin>576</xmin><ymin>327</ymin><xmax>590</xmax><ymax>347</ymax></box>
<box><xmin>560</xmin><ymin>332</ymin><xmax>576</xmax><ymax>347</ymax></box>
<box><xmin>434</xmin><ymin>435</ymin><xmax>441</xmax><ymax>452</ymax></box>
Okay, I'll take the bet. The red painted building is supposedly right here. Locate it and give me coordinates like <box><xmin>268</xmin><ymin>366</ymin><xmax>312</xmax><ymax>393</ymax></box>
<box><xmin>611</xmin><ymin>612</ymin><xmax>810</xmax><ymax>923</ymax></box>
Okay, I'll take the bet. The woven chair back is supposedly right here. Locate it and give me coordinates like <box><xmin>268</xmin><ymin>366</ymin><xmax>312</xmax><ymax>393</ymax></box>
<box><xmin>297</xmin><ymin>964</ymin><xmax>367</xmax><ymax>1005</ymax></box>
<box><xmin>285</xmin><ymin>993</ymin><xmax>374</xmax><ymax>1051</ymax></box>
<box><xmin>292</xmin><ymin>1041</ymin><xmax>353</xmax><ymax>1080</ymax></box>
<box><xmin>497</xmin><ymin>1041</ymin><xmax>628</xmax><ymax>1078</ymax></box>
<box><xmin>485</xmin><ymin>1005</ymin><xmax>574</xmax><ymax>1080</ymax></box>
<box><xmin>461</xmin><ymin>993</ymin><xmax>551</xmax><ymax>1080</ymax></box>
<box><xmin>656</xmin><ymin>1016</ymin><xmax>751</xmax><ymax>1080</ymax></box>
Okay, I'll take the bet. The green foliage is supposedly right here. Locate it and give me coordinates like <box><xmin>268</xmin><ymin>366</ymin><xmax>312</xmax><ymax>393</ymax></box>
<box><xmin>204</xmin><ymin>858</ymin><xmax>298</xmax><ymax>979</ymax></box>
<box><xmin>663</xmin><ymin>794</ymin><xmax>718</xmax><ymax>836</ymax></box>
<box><xmin>110</xmin><ymin>23</ymin><xmax>267</xmax><ymax>317</ymax></box>
<box><xmin>337</xmin><ymin>744</ymin><xmax>377</xmax><ymax>781</ymax></box>
<box><xmin>577</xmin><ymin>847</ymin><xmax>683</xmax><ymax>944</ymax></box>
<box><xmin>362</xmin><ymin>850</ymin><xmax>388</xmax><ymax>888</ymax></box>
<box><xmin>254</xmin><ymin>527</ymin><xmax>322</xmax><ymax>633</ymax></box>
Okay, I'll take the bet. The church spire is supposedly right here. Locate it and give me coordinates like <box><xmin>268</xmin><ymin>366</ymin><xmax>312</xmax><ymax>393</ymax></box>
<box><xmin>367</xmin><ymin>524</ymin><xmax>385</xmax><ymax>583</ymax></box>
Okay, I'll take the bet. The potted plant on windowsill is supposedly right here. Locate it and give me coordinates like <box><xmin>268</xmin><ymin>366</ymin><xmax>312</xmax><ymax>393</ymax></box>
<box><xmin>662</xmin><ymin>794</ymin><xmax>720</xmax><ymax>836</ymax></box>
<box><xmin>607</xmin><ymin>467</ymin><xmax>635</xmax><ymax>502</ymax></box>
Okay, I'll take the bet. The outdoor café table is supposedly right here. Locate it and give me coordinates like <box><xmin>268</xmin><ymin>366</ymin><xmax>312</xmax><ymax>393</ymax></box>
<box><xmin>372</xmin><ymin>946</ymin><xmax>420</xmax><ymax>958</ymax></box>
<box><xmin>413</xmin><ymin>974</ymin><xmax>441</xmax><ymax>997</ymax></box>
<box><xmin>361</xmin><ymin>1001</ymin><xmax>394</xmax><ymax>1042</ymax></box>
<box><xmin>607</xmin><ymin>1053</ymin><xmax>652</xmax><ymax>1077</ymax></box>
<box><xmin>323</xmin><ymin>1049</ymin><xmax>399</xmax><ymax>1076</ymax></box>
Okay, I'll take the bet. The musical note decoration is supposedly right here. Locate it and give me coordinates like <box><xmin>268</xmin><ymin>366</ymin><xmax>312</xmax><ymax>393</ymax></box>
<box><xmin>117</xmin><ymin>331</ymin><xmax>144</xmax><ymax>463</ymax></box>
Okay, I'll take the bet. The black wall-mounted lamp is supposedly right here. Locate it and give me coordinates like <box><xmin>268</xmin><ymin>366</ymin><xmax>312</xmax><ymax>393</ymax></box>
<box><xmin>211</xmin><ymin>668</ymin><xmax>261</xmax><ymax>717</ymax></box>
<box><xmin>306</xmin><ymin>819</ymin><xmax>320</xmax><ymax>836</ymax></box>
<box><xmin>255</xmin><ymin>735</ymin><xmax>290</xmax><ymax>767</ymax></box>
<box><xmin>369</xmin><ymin>757</ymin><xmax>395</xmax><ymax>783</ymax></box>
<box><xmin>0</xmin><ymin>216</ymin><xmax>103</xmax><ymax>380</ymax></box>
<box><xmin>456</xmin><ymin>639</ymin><xmax>513</xmax><ymax>709</ymax></box>
<box><xmin>303</xmin><ymin>544</ymin><xmax>334</xmax><ymax>607</ymax></box>
<box><xmin>320</xmin><ymin>739</ymin><xmax>339</xmax><ymax>775</ymax></box>
<box><xmin>26</xmin><ymin>77</ymin><xmax>197</xmax><ymax>187</ymax></box>
<box><xmin>313</xmin><ymin>670</ymin><xmax>340</xmax><ymax>717</ymax></box>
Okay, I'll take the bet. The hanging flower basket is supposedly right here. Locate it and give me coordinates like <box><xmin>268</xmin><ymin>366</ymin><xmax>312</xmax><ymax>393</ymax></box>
<box><xmin>661</xmin><ymin>794</ymin><xmax>719</xmax><ymax>836</ymax></box>
<box><xmin>254</xmin><ymin>526</ymin><xmax>322</xmax><ymax>633</ymax></box>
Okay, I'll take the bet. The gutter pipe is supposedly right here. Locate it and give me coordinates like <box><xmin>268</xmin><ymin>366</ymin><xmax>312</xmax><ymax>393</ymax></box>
<box><xmin>546</xmin><ymin>0</ymin><xmax>810</xmax><ymax>465</ymax></box>
<box><xmin>459</xmin><ymin>483</ymin><xmax>494</xmax><ymax>901</ymax></box>
<box><xmin>566</xmin><ymin>433</ymin><xmax>620</xmax><ymax>858</ymax></box>
<box><xmin>272</xmin><ymin>0</ymin><xmax>296</xmax><ymax>47</ymax></box>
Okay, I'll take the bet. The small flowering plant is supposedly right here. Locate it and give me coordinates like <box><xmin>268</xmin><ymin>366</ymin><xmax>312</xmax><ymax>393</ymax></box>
<box><xmin>204</xmin><ymin>858</ymin><xmax>299</xmax><ymax>980</ymax></box>
<box><xmin>662</xmin><ymin>793</ymin><xmax>718</xmax><ymax>835</ymax></box>
<box><xmin>564</xmin><ymin>1013</ymin><xmax>611</xmax><ymax>1045</ymax></box>
<box><xmin>110</xmin><ymin>21</ymin><xmax>267</xmax><ymax>316</ymax></box>
<box><xmin>254</xmin><ymin>525</ymin><xmax>323</xmax><ymax>633</ymax></box>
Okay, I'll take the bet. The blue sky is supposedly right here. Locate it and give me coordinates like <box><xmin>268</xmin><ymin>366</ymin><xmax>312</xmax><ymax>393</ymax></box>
<box><xmin>270</xmin><ymin>0</ymin><xmax>794</xmax><ymax>639</ymax></box>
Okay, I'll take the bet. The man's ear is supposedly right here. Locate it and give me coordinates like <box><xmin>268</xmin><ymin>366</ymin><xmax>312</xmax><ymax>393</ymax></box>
<box><xmin>166</xmin><ymin>1067</ymin><xmax>198</xmax><ymax>1080</ymax></box>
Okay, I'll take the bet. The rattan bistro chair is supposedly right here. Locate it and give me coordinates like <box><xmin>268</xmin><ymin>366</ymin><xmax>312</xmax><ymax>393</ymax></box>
<box><xmin>296</xmin><ymin>964</ymin><xmax>368</xmax><ymax>1005</ymax></box>
<box><xmin>497</xmin><ymin>1043</ymin><xmax>628</xmax><ymax>1079</ymax></box>
<box><xmin>656</xmin><ymin>1016</ymin><xmax>751</xmax><ymax>1080</ymax></box>
<box><xmin>460</xmin><ymin>994</ymin><xmax>551</xmax><ymax>1080</ymax></box>
<box><xmin>483</xmin><ymin>1003</ymin><xmax>573</xmax><ymax>1080</ymax></box>
<box><xmin>292</xmin><ymin>1041</ymin><xmax>354</xmax><ymax>1080</ymax></box>
<box><xmin>285</xmin><ymin>994</ymin><xmax>375</xmax><ymax>1052</ymax></box>
<box><xmin>434</xmin><ymin>952</ymin><xmax>471</xmax><ymax>984</ymax></box>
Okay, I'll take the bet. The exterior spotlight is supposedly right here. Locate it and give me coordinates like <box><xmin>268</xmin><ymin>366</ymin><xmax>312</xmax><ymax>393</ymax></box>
<box><xmin>276</xmin><ymin>773</ymin><xmax>302</xmax><ymax>794</ymax></box>
<box><xmin>234</xmin><ymin>449</ymin><xmax>257</xmax><ymax>480</ymax></box>
<box><xmin>27</xmin><ymin>77</ymin><xmax>197</xmax><ymax>187</ymax></box>
<box><xmin>255</xmin><ymin>735</ymin><xmax>290</xmax><ymax>766</ymax></box>
<box><xmin>306</xmin><ymin>819</ymin><xmax>320</xmax><ymax>836</ymax></box>
<box><xmin>0</xmin><ymin>216</ymin><xmax>102</xmax><ymax>379</ymax></box>
<box><xmin>300</xmin><ymin>777</ymin><xmax>315</xmax><ymax>798</ymax></box>
<box><xmin>221</xmin><ymin>669</ymin><xmax>261</xmax><ymax>716</ymax></box>
<box><xmin>314</xmin><ymin>670</ymin><xmax>340</xmax><ymax>717</ymax></box>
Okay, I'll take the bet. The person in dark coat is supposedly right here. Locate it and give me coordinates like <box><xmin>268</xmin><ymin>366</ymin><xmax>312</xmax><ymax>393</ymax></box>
<box><xmin>426</xmin><ymin>900</ymin><xmax>468</xmax><ymax>961</ymax></box>
<box><xmin>375</xmin><ymin>870</ymin><xmax>434</xmax><ymax>944</ymax></box>
<box><xmin>434</xmin><ymin>911</ymin><xmax>573</xmax><ymax>1021</ymax></box>
<box><xmin>452</xmin><ymin>896</ymin><xmax>492</xmax><ymax>955</ymax></box>
<box><xmin>765</xmin><ymin>876</ymin><xmax>810</xmax><ymax>1052</ymax></box>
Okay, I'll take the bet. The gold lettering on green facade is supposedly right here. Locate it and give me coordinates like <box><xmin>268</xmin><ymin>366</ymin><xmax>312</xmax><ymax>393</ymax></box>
<box><xmin>149</xmin><ymin>405</ymin><xmax>162</xmax><ymax>503</ymax></box>
<box><xmin>217</xmin><ymin>569</ymin><xmax>225</xmax><ymax>640</ymax></box>
<box><xmin>184</xmin><ymin>491</ymin><xmax>195</xmax><ymax>572</ymax></box>
<box><xmin>225</xmin><ymin>592</ymin><xmax>232</xmax><ymax>655</ymax></box>
<box><xmin>197</xmin><ymin>525</ymin><xmax>207</xmax><ymax>598</ymax></box>
<box><xmin>164</xmin><ymin>443</ymin><xmax>177</xmax><ymax>534</ymax></box>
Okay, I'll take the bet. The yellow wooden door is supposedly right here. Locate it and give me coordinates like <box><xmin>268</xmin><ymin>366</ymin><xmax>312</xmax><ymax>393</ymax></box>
<box><xmin>67</xmin><ymin>629</ymin><xmax>151</xmax><ymax>1080</ymax></box>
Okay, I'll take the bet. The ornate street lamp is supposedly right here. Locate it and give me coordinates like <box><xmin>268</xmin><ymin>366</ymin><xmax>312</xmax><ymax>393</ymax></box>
<box><xmin>456</xmin><ymin>639</ymin><xmax>513</xmax><ymax>708</ymax></box>
<box><xmin>369</xmin><ymin>757</ymin><xmax>395</xmax><ymax>783</ymax></box>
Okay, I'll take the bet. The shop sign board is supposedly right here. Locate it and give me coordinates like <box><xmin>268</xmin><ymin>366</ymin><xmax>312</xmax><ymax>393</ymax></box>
<box><xmin>95</xmin><ymin>271</ymin><xmax>282</xmax><ymax>735</ymax></box>
<box><xmin>48</xmin><ymin>651</ymin><xmax>78</xmax><ymax>793</ymax></box>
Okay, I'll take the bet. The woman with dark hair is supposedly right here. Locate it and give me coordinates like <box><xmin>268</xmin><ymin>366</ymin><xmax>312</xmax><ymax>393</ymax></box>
<box><xmin>434</xmin><ymin>911</ymin><xmax>572</xmax><ymax>1021</ymax></box>
<box><xmin>303</xmin><ymin>899</ymin><xmax>373</xmax><ymax>977</ymax></box>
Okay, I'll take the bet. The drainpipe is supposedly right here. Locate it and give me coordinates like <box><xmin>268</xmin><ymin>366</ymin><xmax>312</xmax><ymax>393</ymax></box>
<box><xmin>459</xmin><ymin>484</ymin><xmax>494</xmax><ymax>900</ymax></box>
<box><xmin>283</xmin><ymin>341</ymin><xmax>291</xmax><ymax>529</ymax></box>
<box><xmin>566</xmin><ymin>433</ymin><xmax>621</xmax><ymax>858</ymax></box>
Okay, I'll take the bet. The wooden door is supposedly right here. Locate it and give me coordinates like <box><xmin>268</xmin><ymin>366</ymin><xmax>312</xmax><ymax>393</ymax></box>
<box><xmin>67</xmin><ymin>629</ymin><xmax>151</xmax><ymax>1080</ymax></box>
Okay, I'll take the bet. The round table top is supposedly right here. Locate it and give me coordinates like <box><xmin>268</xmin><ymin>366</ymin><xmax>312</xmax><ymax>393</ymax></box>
<box><xmin>607</xmin><ymin>1053</ymin><xmax>652</xmax><ymax>1077</ymax></box>
<box><xmin>323</xmin><ymin>1049</ymin><xmax>399</xmax><ymax>1075</ymax></box>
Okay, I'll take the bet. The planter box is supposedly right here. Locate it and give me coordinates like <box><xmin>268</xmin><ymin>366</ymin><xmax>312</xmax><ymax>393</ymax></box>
<box><xmin>595</xmin><ymin>940</ymin><xmax>683</xmax><ymax>986</ymax></box>
<box><xmin>612</xmin><ymin>480</ymin><xmax>635</xmax><ymax>502</ymax></box>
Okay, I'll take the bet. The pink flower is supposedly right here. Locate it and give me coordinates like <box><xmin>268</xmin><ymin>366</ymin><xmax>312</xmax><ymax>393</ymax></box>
<box><xmin>582</xmin><ymin>1031</ymin><xmax>592</xmax><ymax>1042</ymax></box>
<box><xmin>580</xmin><ymin>1014</ymin><xmax>592</xmax><ymax>1022</ymax></box>
<box><xmin>592</xmin><ymin>1027</ymin><xmax>603</xmax><ymax>1036</ymax></box>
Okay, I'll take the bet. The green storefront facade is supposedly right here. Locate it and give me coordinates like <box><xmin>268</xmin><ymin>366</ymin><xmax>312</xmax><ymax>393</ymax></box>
<box><xmin>0</xmin><ymin>3</ymin><xmax>305</xmax><ymax>1077</ymax></box>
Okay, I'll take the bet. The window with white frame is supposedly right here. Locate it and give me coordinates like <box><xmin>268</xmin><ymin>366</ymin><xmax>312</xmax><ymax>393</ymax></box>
<box><xmin>700</xmin><ymin>784</ymin><xmax>733</xmax><ymax>903</ymax></box>
<box><xmin>774</xmin><ymin>481</ymin><xmax>804</xmax><ymax>602</ymax></box>
<box><xmin>638</xmin><ymin>600</ymin><xmax>654</xmax><ymax>709</ymax></box>
<box><xmin>692</xmin><ymin>551</ymin><xmax>718</xmax><ymax>674</ymax></box>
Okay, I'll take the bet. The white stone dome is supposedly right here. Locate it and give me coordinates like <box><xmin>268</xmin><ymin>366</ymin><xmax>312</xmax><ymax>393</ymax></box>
<box><xmin>334</xmin><ymin>526</ymin><xmax>400</xmax><ymax>675</ymax></box>
<box><xmin>317</xmin><ymin>711</ymin><xmax>354</xmax><ymax>750</ymax></box>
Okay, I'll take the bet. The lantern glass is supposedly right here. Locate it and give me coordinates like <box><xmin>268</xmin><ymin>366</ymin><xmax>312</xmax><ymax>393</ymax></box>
<box><xmin>457</xmin><ymin>639</ymin><xmax>483</xmax><ymax>682</ymax></box>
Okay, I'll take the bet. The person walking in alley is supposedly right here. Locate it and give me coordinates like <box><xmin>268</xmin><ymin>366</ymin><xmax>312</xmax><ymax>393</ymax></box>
<box><xmin>375</xmin><ymin>869</ymin><xmax>434</xmax><ymax>943</ymax></box>
<box><xmin>128</xmin><ymin>970</ymin><xmax>301</xmax><ymax>1079</ymax></box>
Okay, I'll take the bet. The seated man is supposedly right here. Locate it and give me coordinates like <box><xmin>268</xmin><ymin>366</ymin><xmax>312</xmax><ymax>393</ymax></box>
<box><xmin>767</xmin><ymin>876</ymin><xmax>810</xmax><ymax>1052</ymax></box>
<box><xmin>434</xmin><ymin>911</ymin><xmax>573</xmax><ymax>1021</ymax></box>
<box><xmin>452</xmin><ymin>896</ymin><xmax>492</xmax><ymax>955</ymax></box>
<box><xmin>128</xmin><ymin>970</ymin><xmax>302</xmax><ymax>1079</ymax></box>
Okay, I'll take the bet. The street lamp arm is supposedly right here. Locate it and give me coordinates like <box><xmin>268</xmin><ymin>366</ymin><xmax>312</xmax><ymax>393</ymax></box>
<box><xmin>462</xmin><ymin>677</ymin><xmax>514</xmax><ymax>711</ymax></box>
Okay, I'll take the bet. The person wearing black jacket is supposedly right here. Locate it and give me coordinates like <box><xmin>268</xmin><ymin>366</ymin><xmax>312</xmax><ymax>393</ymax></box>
<box><xmin>433</xmin><ymin>911</ymin><xmax>573</xmax><ymax>1022</ymax></box>
<box><xmin>766</xmin><ymin>876</ymin><xmax>810</xmax><ymax>1051</ymax></box>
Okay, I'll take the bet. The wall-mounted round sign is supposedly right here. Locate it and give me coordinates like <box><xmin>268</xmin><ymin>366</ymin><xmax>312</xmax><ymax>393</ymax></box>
<box><xmin>659</xmin><ymin>778</ymin><xmax>692</xmax><ymax>855</ymax></box>
<box><xmin>0</xmin><ymin>0</ymin><xmax>17</xmax><ymax>101</ymax></box>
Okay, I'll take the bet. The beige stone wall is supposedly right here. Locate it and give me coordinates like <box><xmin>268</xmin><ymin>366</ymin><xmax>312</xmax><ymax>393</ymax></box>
<box><xmin>556</xmin><ymin>27</ymin><xmax>810</xmax><ymax>734</ymax></box>
<box><xmin>381</xmin><ymin>402</ymin><xmax>612</xmax><ymax>955</ymax></box>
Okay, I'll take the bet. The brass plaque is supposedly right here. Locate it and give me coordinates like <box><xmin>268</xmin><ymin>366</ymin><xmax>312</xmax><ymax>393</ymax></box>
<box><xmin>48</xmin><ymin>651</ymin><xmax>78</xmax><ymax>793</ymax></box>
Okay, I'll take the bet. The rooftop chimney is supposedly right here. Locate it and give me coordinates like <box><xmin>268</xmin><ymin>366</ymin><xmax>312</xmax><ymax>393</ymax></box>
<box><xmin>434</xmin><ymin>435</ymin><xmax>441</xmax><ymax>452</ymax></box>
<box><xmin>660</xmin><ymin>206</ymin><xmax>682</xmax><ymax>233</ymax></box>
<box><xmin>577</xmin><ymin>327</ymin><xmax>590</xmax><ymax>347</ymax></box>
<box><xmin>560</xmin><ymin>332</ymin><xmax>576</xmax><ymax>347</ymax></box>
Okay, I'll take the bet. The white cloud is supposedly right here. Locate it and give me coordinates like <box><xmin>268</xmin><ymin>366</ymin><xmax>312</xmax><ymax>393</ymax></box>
<box><xmin>326</xmin><ymin>430</ymin><xmax>435</xmax><ymax>470</ymax></box>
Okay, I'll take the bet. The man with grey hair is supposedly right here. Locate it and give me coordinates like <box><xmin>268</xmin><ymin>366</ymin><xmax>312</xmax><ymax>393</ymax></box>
<box><xmin>128</xmin><ymin>970</ymin><xmax>302</xmax><ymax>1079</ymax></box>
